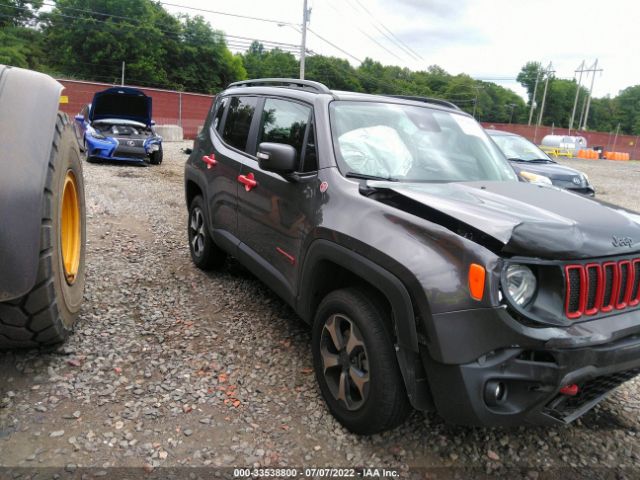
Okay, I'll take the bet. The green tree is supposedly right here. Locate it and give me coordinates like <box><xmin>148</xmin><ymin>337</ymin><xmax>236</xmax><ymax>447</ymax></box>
<box><xmin>42</xmin><ymin>0</ymin><xmax>244</xmax><ymax>92</ymax></box>
<box><xmin>0</xmin><ymin>26</ymin><xmax>45</xmax><ymax>68</ymax></box>
<box><xmin>306</xmin><ymin>55</ymin><xmax>362</xmax><ymax>91</ymax></box>
<box><xmin>169</xmin><ymin>15</ymin><xmax>246</xmax><ymax>92</ymax></box>
<box><xmin>614</xmin><ymin>86</ymin><xmax>640</xmax><ymax>135</ymax></box>
<box><xmin>0</xmin><ymin>0</ymin><xmax>42</xmax><ymax>27</ymax></box>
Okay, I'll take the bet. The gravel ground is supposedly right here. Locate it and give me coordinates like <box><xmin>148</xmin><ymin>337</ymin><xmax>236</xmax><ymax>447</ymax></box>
<box><xmin>1</xmin><ymin>145</ymin><xmax>639</xmax><ymax>479</ymax></box>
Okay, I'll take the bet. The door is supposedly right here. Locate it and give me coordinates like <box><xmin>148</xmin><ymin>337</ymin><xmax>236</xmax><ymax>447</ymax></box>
<box><xmin>201</xmin><ymin>95</ymin><xmax>259</xmax><ymax>246</ymax></box>
<box><xmin>237</xmin><ymin>97</ymin><xmax>319</xmax><ymax>302</ymax></box>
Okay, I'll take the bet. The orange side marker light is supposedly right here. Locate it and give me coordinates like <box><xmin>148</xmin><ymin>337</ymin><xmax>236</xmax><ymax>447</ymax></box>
<box><xmin>468</xmin><ymin>263</ymin><xmax>486</xmax><ymax>301</ymax></box>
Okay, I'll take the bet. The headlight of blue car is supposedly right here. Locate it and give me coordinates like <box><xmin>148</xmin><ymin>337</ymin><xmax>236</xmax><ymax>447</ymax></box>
<box><xmin>88</xmin><ymin>130</ymin><xmax>106</xmax><ymax>140</ymax></box>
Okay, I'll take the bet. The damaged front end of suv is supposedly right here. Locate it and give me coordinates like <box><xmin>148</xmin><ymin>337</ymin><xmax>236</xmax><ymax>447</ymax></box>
<box><xmin>80</xmin><ymin>87</ymin><xmax>163</xmax><ymax>165</ymax></box>
<box><xmin>328</xmin><ymin>99</ymin><xmax>640</xmax><ymax>427</ymax></box>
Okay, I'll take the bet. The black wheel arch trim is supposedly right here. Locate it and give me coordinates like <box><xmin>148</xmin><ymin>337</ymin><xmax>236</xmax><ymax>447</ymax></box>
<box><xmin>298</xmin><ymin>239</ymin><xmax>434</xmax><ymax>411</ymax></box>
<box><xmin>0</xmin><ymin>66</ymin><xmax>64</xmax><ymax>301</ymax></box>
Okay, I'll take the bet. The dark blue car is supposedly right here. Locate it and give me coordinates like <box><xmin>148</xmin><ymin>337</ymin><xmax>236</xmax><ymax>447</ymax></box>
<box><xmin>487</xmin><ymin>129</ymin><xmax>595</xmax><ymax>196</ymax></box>
<box><xmin>74</xmin><ymin>87</ymin><xmax>163</xmax><ymax>165</ymax></box>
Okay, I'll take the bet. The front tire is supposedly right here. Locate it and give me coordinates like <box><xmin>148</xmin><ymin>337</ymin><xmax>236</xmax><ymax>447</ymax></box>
<box><xmin>188</xmin><ymin>196</ymin><xmax>226</xmax><ymax>270</ymax></box>
<box><xmin>0</xmin><ymin>113</ymin><xmax>86</xmax><ymax>348</ymax></box>
<box><xmin>150</xmin><ymin>144</ymin><xmax>163</xmax><ymax>165</ymax></box>
<box><xmin>312</xmin><ymin>288</ymin><xmax>411</xmax><ymax>434</ymax></box>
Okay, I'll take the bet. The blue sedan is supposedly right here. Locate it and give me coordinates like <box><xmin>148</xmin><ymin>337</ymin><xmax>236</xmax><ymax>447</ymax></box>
<box><xmin>74</xmin><ymin>87</ymin><xmax>163</xmax><ymax>165</ymax></box>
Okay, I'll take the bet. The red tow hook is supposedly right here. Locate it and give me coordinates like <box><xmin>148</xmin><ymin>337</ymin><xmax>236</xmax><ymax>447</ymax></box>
<box><xmin>559</xmin><ymin>384</ymin><xmax>579</xmax><ymax>396</ymax></box>
<box><xmin>202</xmin><ymin>153</ymin><xmax>217</xmax><ymax>169</ymax></box>
<box><xmin>238</xmin><ymin>172</ymin><xmax>257</xmax><ymax>192</ymax></box>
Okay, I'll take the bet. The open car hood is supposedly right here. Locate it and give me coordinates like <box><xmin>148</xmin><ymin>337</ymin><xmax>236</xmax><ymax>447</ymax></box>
<box><xmin>369</xmin><ymin>180</ymin><xmax>640</xmax><ymax>259</ymax></box>
<box><xmin>89</xmin><ymin>87</ymin><xmax>152</xmax><ymax>126</ymax></box>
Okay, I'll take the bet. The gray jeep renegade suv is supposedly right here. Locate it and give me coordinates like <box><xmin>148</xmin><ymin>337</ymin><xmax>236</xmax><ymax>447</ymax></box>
<box><xmin>184</xmin><ymin>78</ymin><xmax>640</xmax><ymax>434</ymax></box>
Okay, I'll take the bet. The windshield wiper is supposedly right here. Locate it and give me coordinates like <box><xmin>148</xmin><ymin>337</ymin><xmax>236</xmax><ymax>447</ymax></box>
<box><xmin>507</xmin><ymin>157</ymin><xmax>554</xmax><ymax>164</ymax></box>
<box><xmin>345</xmin><ymin>172</ymin><xmax>398</xmax><ymax>181</ymax></box>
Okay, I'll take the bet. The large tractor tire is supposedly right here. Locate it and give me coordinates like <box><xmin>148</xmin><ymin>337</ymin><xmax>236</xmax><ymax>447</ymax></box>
<box><xmin>0</xmin><ymin>113</ymin><xmax>86</xmax><ymax>348</ymax></box>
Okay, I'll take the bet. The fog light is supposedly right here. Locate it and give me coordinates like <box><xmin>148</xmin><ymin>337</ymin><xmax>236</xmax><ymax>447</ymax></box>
<box><xmin>484</xmin><ymin>380</ymin><xmax>507</xmax><ymax>406</ymax></box>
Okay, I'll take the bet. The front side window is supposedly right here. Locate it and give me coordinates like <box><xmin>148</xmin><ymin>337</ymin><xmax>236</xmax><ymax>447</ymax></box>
<box><xmin>259</xmin><ymin>98</ymin><xmax>310</xmax><ymax>167</ymax></box>
<box><xmin>329</xmin><ymin>101</ymin><xmax>517</xmax><ymax>183</ymax></box>
<box><xmin>222</xmin><ymin>96</ymin><xmax>258</xmax><ymax>152</ymax></box>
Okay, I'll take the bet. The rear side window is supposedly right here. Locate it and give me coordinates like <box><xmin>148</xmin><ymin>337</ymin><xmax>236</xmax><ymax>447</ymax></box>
<box><xmin>212</xmin><ymin>97</ymin><xmax>228</xmax><ymax>132</ymax></box>
<box><xmin>222</xmin><ymin>96</ymin><xmax>258</xmax><ymax>151</ymax></box>
<box><xmin>259</xmin><ymin>99</ymin><xmax>310</xmax><ymax>167</ymax></box>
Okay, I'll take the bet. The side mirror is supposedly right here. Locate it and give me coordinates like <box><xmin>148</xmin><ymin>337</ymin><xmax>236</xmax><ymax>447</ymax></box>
<box><xmin>74</xmin><ymin>114</ymin><xmax>84</xmax><ymax>122</ymax></box>
<box><xmin>257</xmin><ymin>142</ymin><xmax>297</xmax><ymax>174</ymax></box>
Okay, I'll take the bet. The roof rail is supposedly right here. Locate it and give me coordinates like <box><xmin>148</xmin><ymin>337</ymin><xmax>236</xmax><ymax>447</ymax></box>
<box><xmin>385</xmin><ymin>95</ymin><xmax>461</xmax><ymax>111</ymax></box>
<box><xmin>227</xmin><ymin>78</ymin><xmax>332</xmax><ymax>94</ymax></box>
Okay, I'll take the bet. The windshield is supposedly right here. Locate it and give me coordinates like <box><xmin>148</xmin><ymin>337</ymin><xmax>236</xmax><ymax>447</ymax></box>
<box><xmin>329</xmin><ymin>101</ymin><xmax>517</xmax><ymax>183</ymax></box>
<box><xmin>489</xmin><ymin>133</ymin><xmax>552</xmax><ymax>162</ymax></box>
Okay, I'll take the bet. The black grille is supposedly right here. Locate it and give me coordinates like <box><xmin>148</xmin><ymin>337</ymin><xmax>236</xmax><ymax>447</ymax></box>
<box><xmin>586</xmin><ymin>266</ymin><xmax>598</xmax><ymax>310</ymax></box>
<box><xmin>567</xmin><ymin>268</ymin><xmax>581</xmax><ymax>312</ymax></box>
<box><xmin>113</xmin><ymin>144</ymin><xmax>147</xmax><ymax>159</ymax></box>
<box><xmin>565</xmin><ymin>259</ymin><xmax>640</xmax><ymax>319</ymax></box>
<box><xmin>544</xmin><ymin>368</ymin><xmax>640</xmax><ymax>421</ymax></box>
<box><xmin>115</xmin><ymin>138</ymin><xmax>145</xmax><ymax>148</ymax></box>
<box><xmin>632</xmin><ymin>262</ymin><xmax>640</xmax><ymax>299</ymax></box>
<box><xmin>602</xmin><ymin>264</ymin><xmax>614</xmax><ymax>306</ymax></box>
<box><xmin>619</xmin><ymin>263</ymin><xmax>630</xmax><ymax>304</ymax></box>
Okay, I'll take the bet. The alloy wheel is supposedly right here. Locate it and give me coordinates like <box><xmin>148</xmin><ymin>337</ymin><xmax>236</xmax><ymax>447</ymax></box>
<box><xmin>189</xmin><ymin>206</ymin><xmax>206</xmax><ymax>257</ymax></box>
<box><xmin>320</xmin><ymin>314</ymin><xmax>370</xmax><ymax>411</ymax></box>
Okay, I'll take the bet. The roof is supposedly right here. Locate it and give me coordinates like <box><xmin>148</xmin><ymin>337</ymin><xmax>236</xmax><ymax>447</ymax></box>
<box><xmin>223</xmin><ymin>78</ymin><xmax>465</xmax><ymax>114</ymax></box>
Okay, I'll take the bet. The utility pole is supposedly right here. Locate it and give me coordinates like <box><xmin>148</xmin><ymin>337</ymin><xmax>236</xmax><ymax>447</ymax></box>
<box><xmin>568</xmin><ymin>60</ymin><xmax>585</xmax><ymax>135</ymax></box>
<box><xmin>508</xmin><ymin>103</ymin><xmax>516</xmax><ymax>124</ymax></box>
<box><xmin>527</xmin><ymin>67</ymin><xmax>541</xmax><ymax>126</ymax></box>
<box><xmin>537</xmin><ymin>62</ymin><xmax>554</xmax><ymax>126</ymax></box>
<box><xmin>581</xmin><ymin>58</ymin><xmax>602</xmax><ymax>131</ymax></box>
<box><xmin>121</xmin><ymin>61</ymin><xmax>125</xmax><ymax>86</ymax></box>
<box><xmin>471</xmin><ymin>85</ymin><xmax>483</xmax><ymax>119</ymax></box>
<box><xmin>299</xmin><ymin>0</ymin><xmax>310</xmax><ymax>80</ymax></box>
<box><xmin>612</xmin><ymin>123</ymin><xmax>620</xmax><ymax>151</ymax></box>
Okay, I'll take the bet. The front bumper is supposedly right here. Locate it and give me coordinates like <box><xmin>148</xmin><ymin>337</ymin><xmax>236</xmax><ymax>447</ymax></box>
<box><xmin>567</xmin><ymin>186</ymin><xmax>596</xmax><ymax>197</ymax></box>
<box><xmin>86</xmin><ymin>136</ymin><xmax>159</xmax><ymax>163</ymax></box>
<box><xmin>422</xmin><ymin>307</ymin><xmax>640</xmax><ymax>426</ymax></box>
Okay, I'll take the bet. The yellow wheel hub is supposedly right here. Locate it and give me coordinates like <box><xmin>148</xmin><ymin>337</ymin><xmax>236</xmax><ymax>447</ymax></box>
<box><xmin>61</xmin><ymin>171</ymin><xmax>81</xmax><ymax>284</ymax></box>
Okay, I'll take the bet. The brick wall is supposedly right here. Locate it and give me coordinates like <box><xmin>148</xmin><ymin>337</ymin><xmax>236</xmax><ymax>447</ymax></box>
<box><xmin>58</xmin><ymin>79</ymin><xmax>214</xmax><ymax>139</ymax></box>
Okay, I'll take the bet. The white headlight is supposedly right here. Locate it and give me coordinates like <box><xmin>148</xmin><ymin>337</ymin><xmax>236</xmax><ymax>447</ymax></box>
<box><xmin>520</xmin><ymin>171</ymin><xmax>552</xmax><ymax>186</ymax></box>
<box><xmin>505</xmin><ymin>264</ymin><xmax>537</xmax><ymax>306</ymax></box>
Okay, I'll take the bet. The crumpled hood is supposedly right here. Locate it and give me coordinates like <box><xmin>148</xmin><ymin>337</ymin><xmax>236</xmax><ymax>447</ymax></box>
<box><xmin>89</xmin><ymin>87</ymin><xmax>152</xmax><ymax>126</ymax></box>
<box><xmin>372</xmin><ymin>180</ymin><xmax>640</xmax><ymax>259</ymax></box>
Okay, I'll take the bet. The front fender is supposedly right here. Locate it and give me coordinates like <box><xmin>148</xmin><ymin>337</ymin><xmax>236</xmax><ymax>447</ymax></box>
<box><xmin>297</xmin><ymin>239</ymin><xmax>434</xmax><ymax>410</ymax></box>
<box><xmin>0</xmin><ymin>66</ymin><xmax>63</xmax><ymax>301</ymax></box>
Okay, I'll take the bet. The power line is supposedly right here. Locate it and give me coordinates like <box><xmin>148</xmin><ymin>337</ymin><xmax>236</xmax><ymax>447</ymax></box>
<box><xmin>2</xmin><ymin>3</ymin><xmax>302</xmax><ymax>51</ymax></box>
<box><xmin>349</xmin><ymin>0</ymin><xmax>423</xmax><ymax>61</ymax></box>
<box><xmin>306</xmin><ymin>28</ymin><xmax>363</xmax><ymax>63</ymax></box>
<box><xmin>325</xmin><ymin>0</ymin><xmax>405</xmax><ymax>63</ymax></box>
<box><xmin>158</xmin><ymin>2</ymin><xmax>294</xmax><ymax>26</ymax></box>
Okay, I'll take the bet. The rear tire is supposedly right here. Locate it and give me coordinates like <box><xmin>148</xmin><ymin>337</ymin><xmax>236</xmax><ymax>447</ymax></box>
<box><xmin>312</xmin><ymin>288</ymin><xmax>411</xmax><ymax>434</ymax></box>
<box><xmin>188</xmin><ymin>195</ymin><xmax>226</xmax><ymax>270</ymax></box>
<box><xmin>0</xmin><ymin>113</ymin><xmax>86</xmax><ymax>348</ymax></box>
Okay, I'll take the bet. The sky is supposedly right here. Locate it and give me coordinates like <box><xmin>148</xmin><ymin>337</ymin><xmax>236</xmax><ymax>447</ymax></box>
<box><xmin>162</xmin><ymin>0</ymin><xmax>636</xmax><ymax>100</ymax></box>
